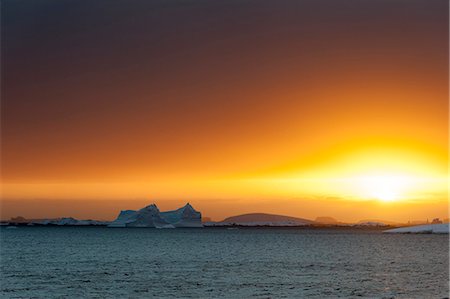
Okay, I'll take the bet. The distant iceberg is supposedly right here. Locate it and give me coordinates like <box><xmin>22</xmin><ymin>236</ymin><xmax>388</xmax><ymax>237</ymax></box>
<box><xmin>108</xmin><ymin>203</ymin><xmax>202</xmax><ymax>228</ymax></box>
<box><xmin>33</xmin><ymin>217</ymin><xmax>107</xmax><ymax>226</ymax></box>
<box><xmin>384</xmin><ymin>223</ymin><xmax>449</xmax><ymax>234</ymax></box>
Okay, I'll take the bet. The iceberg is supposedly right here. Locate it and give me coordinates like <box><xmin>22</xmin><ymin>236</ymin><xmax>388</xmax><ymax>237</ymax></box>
<box><xmin>160</xmin><ymin>203</ymin><xmax>202</xmax><ymax>227</ymax></box>
<box><xmin>108</xmin><ymin>203</ymin><xmax>202</xmax><ymax>228</ymax></box>
<box><xmin>108</xmin><ymin>204</ymin><xmax>173</xmax><ymax>228</ymax></box>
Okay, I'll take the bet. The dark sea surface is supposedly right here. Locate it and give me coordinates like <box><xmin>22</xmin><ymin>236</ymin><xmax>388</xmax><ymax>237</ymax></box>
<box><xmin>1</xmin><ymin>227</ymin><xmax>448</xmax><ymax>298</ymax></box>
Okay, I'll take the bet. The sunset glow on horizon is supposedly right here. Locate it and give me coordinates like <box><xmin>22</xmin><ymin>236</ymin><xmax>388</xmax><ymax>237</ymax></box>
<box><xmin>1</xmin><ymin>0</ymin><xmax>448</xmax><ymax>222</ymax></box>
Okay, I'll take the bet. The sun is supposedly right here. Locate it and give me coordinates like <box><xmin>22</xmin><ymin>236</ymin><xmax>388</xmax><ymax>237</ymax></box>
<box><xmin>372</xmin><ymin>189</ymin><xmax>397</xmax><ymax>202</ymax></box>
<box><xmin>357</xmin><ymin>175</ymin><xmax>412</xmax><ymax>202</ymax></box>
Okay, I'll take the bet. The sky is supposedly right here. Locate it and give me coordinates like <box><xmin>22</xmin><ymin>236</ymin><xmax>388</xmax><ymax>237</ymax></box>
<box><xmin>1</xmin><ymin>0</ymin><xmax>448</xmax><ymax>222</ymax></box>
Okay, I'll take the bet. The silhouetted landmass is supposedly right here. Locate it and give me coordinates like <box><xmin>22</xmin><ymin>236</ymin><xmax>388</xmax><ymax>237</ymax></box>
<box><xmin>215</xmin><ymin>213</ymin><xmax>315</xmax><ymax>226</ymax></box>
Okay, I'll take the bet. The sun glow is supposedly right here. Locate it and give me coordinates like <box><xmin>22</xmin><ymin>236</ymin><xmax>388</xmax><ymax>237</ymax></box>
<box><xmin>356</xmin><ymin>175</ymin><xmax>413</xmax><ymax>202</ymax></box>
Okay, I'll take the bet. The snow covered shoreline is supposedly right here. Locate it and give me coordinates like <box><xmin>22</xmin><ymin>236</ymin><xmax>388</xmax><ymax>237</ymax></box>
<box><xmin>384</xmin><ymin>223</ymin><xmax>449</xmax><ymax>234</ymax></box>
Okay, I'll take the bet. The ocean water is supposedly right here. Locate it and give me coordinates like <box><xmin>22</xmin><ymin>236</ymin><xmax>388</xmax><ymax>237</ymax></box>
<box><xmin>1</xmin><ymin>227</ymin><xmax>448</xmax><ymax>298</ymax></box>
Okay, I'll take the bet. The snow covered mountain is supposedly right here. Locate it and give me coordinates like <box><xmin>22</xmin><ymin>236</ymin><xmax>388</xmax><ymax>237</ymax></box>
<box><xmin>108</xmin><ymin>203</ymin><xmax>202</xmax><ymax>228</ymax></box>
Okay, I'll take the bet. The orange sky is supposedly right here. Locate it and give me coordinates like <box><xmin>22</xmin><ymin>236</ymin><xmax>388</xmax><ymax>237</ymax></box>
<box><xmin>1</xmin><ymin>0</ymin><xmax>448</xmax><ymax>222</ymax></box>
